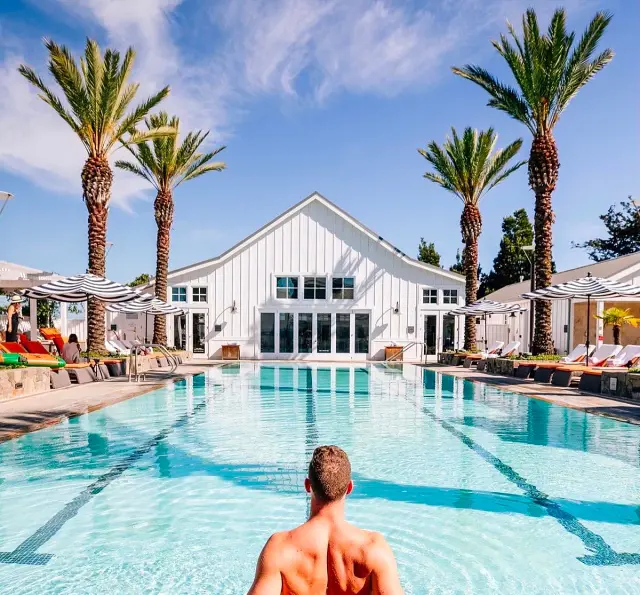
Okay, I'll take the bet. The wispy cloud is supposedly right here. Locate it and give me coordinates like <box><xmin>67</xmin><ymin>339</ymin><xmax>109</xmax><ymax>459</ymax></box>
<box><xmin>0</xmin><ymin>0</ymin><xmax>590</xmax><ymax>208</ymax></box>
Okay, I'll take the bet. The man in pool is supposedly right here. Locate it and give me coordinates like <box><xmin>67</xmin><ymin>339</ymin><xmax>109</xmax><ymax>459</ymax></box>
<box><xmin>248</xmin><ymin>445</ymin><xmax>403</xmax><ymax>594</ymax></box>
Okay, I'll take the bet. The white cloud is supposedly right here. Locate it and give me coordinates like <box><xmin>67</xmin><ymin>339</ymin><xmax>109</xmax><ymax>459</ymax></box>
<box><xmin>0</xmin><ymin>0</ymin><xmax>591</xmax><ymax>207</ymax></box>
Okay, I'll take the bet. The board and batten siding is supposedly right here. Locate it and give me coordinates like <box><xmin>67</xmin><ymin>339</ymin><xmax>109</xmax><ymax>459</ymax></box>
<box><xmin>114</xmin><ymin>195</ymin><xmax>465</xmax><ymax>360</ymax></box>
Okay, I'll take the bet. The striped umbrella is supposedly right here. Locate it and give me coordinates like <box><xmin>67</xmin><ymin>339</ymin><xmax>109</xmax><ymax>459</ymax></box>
<box><xmin>22</xmin><ymin>273</ymin><xmax>143</xmax><ymax>303</ymax></box>
<box><xmin>448</xmin><ymin>300</ymin><xmax>525</xmax><ymax>351</ymax></box>
<box><xmin>521</xmin><ymin>273</ymin><xmax>640</xmax><ymax>364</ymax></box>
<box><xmin>107</xmin><ymin>296</ymin><xmax>184</xmax><ymax>341</ymax></box>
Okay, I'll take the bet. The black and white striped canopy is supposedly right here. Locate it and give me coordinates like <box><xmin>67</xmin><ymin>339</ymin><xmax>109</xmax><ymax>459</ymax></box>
<box><xmin>107</xmin><ymin>296</ymin><xmax>184</xmax><ymax>316</ymax></box>
<box><xmin>448</xmin><ymin>299</ymin><xmax>525</xmax><ymax>316</ymax></box>
<box><xmin>22</xmin><ymin>273</ymin><xmax>143</xmax><ymax>303</ymax></box>
<box><xmin>521</xmin><ymin>275</ymin><xmax>640</xmax><ymax>301</ymax></box>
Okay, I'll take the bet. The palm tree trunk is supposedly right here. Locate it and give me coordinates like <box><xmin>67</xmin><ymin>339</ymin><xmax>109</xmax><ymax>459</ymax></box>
<box><xmin>613</xmin><ymin>324</ymin><xmax>620</xmax><ymax>345</ymax></box>
<box><xmin>461</xmin><ymin>204</ymin><xmax>482</xmax><ymax>351</ymax></box>
<box><xmin>82</xmin><ymin>155</ymin><xmax>113</xmax><ymax>353</ymax></box>
<box><xmin>153</xmin><ymin>190</ymin><xmax>174</xmax><ymax>346</ymax></box>
<box><xmin>529</xmin><ymin>132</ymin><xmax>558</xmax><ymax>355</ymax></box>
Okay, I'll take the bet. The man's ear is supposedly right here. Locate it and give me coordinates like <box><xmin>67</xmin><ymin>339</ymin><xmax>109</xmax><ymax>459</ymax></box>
<box><xmin>305</xmin><ymin>478</ymin><xmax>311</xmax><ymax>494</ymax></box>
<box><xmin>346</xmin><ymin>480</ymin><xmax>353</xmax><ymax>496</ymax></box>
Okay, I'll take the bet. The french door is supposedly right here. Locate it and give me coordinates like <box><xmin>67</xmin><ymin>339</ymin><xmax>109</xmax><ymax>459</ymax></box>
<box><xmin>190</xmin><ymin>310</ymin><xmax>208</xmax><ymax>357</ymax></box>
<box><xmin>259</xmin><ymin>311</ymin><xmax>370</xmax><ymax>358</ymax></box>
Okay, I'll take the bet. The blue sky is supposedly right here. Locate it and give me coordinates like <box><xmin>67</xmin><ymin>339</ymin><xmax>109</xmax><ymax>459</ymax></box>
<box><xmin>0</xmin><ymin>0</ymin><xmax>637</xmax><ymax>284</ymax></box>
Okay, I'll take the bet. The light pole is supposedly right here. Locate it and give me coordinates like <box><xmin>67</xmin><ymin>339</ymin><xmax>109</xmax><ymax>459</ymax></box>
<box><xmin>522</xmin><ymin>244</ymin><xmax>535</xmax><ymax>352</ymax></box>
<box><xmin>0</xmin><ymin>191</ymin><xmax>14</xmax><ymax>220</ymax></box>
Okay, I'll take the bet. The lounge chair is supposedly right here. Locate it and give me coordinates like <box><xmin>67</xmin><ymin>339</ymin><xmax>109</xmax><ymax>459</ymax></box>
<box><xmin>462</xmin><ymin>341</ymin><xmax>505</xmax><ymax>367</ymax></box>
<box><xmin>65</xmin><ymin>363</ymin><xmax>96</xmax><ymax>384</ymax></box>
<box><xmin>604</xmin><ymin>344</ymin><xmax>640</xmax><ymax>368</ymax></box>
<box><xmin>533</xmin><ymin>344</ymin><xmax>597</xmax><ymax>383</ymax></box>
<box><xmin>487</xmin><ymin>341</ymin><xmax>520</xmax><ymax>359</ymax></box>
<box><xmin>551</xmin><ymin>344</ymin><xmax>623</xmax><ymax>387</ymax></box>
<box><xmin>0</xmin><ymin>342</ymin><xmax>65</xmax><ymax>368</ymax></box>
<box><xmin>560</xmin><ymin>344</ymin><xmax>595</xmax><ymax>364</ymax></box>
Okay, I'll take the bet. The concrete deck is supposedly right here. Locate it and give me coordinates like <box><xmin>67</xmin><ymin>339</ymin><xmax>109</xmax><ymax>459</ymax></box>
<box><xmin>429</xmin><ymin>365</ymin><xmax>640</xmax><ymax>425</ymax></box>
<box><xmin>0</xmin><ymin>364</ymin><xmax>207</xmax><ymax>443</ymax></box>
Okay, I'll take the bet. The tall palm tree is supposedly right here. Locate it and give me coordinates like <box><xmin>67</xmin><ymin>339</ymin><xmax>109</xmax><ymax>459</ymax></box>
<box><xmin>419</xmin><ymin>127</ymin><xmax>525</xmax><ymax>350</ymax></box>
<box><xmin>452</xmin><ymin>9</ymin><xmax>613</xmax><ymax>354</ymax></box>
<box><xmin>116</xmin><ymin>113</ymin><xmax>226</xmax><ymax>345</ymax></box>
<box><xmin>19</xmin><ymin>39</ymin><xmax>172</xmax><ymax>352</ymax></box>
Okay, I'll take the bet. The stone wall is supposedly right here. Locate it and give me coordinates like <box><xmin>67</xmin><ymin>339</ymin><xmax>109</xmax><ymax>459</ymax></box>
<box><xmin>0</xmin><ymin>367</ymin><xmax>50</xmax><ymax>401</ymax></box>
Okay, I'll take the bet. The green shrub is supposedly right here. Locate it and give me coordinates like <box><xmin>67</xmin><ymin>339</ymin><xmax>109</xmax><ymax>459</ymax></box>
<box><xmin>81</xmin><ymin>351</ymin><xmax>126</xmax><ymax>360</ymax></box>
<box><xmin>506</xmin><ymin>353</ymin><xmax>562</xmax><ymax>361</ymax></box>
<box><xmin>628</xmin><ymin>368</ymin><xmax>640</xmax><ymax>374</ymax></box>
<box><xmin>0</xmin><ymin>364</ymin><xmax>28</xmax><ymax>369</ymax></box>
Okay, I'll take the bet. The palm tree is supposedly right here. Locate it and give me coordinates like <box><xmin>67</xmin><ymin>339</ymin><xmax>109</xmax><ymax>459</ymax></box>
<box><xmin>19</xmin><ymin>39</ymin><xmax>172</xmax><ymax>352</ymax></box>
<box><xmin>595</xmin><ymin>307</ymin><xmax>640</xmax><ymax>345</ymax></box>
<box><xmin>452</xmin><ymin>9</ymin><xmax>614</xmax><ymax>354</ymax></box>
<box><xmin>419</xmin><ymin>127</ymin><xmax>525</xmax><ymax>350</ymax></box>
<box><xmin>116</xmin><ymin>113</ymin><xmax>225</xmax><ymax>345</ymax></box>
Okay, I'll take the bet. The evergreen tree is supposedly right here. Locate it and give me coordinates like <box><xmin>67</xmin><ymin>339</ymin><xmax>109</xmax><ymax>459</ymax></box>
<box><xmin>417</xmin><ymin>238</ymin><xmax>441</xmax><ymax>267</ymax></box>
<box><xmin>450</xmin><ymin>249</ymin><xmax>465</xmax><ymax>274</ymax></box>
<box><xmin>481</xmin><ymin>209</ymin><xmax>534</xmax><ymax>294</ymax></box>
<box><xmin>573</xmin><ymin>198</ymin><xmax>640</xmax><ymax>261</ymax></box>
<box><xmin>129</xmin><ymin>273</ymin><xmax>151</xmax><ymax>287</ymax></box>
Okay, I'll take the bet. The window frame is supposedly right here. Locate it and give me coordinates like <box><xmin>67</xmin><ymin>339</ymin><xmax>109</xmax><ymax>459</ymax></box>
<box><xmin>275</xmin><ymin>276</ymin><xmax>299</xmax><ymax>300</ymax></box>
<box><xmin>192</xmin><ymin>286</ymin><xmax>208</xmax><ymax>303</ymax></box>
<box><xmin>422</xmin><ymin>288</ymin><xmax>438</xmax><ymax>305</ymax></box>
<box><xmin>442</xmin><ymin>289</ymin><xmax>459</xmax><ymax>305</ymax></box>
<box><xmin>171</xmin><ymin>286</ymin><xmax>187</xmax><ymax>303</ymax></box>
<box><xmin>303</xmin><ymin>276</ymin><xmax>327</xmax><ymax>300</ymax></box>
<box><xmin>332</xmin><ymin>276</ymin><xmax>355</xmax><ymax>300</ymax></box>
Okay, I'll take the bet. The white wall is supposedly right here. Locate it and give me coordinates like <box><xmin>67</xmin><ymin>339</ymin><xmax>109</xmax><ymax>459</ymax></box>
<box><xmin>114</xmin><ymin>198</ymin><xmax>465</xmax><ymax>360</ymax></box>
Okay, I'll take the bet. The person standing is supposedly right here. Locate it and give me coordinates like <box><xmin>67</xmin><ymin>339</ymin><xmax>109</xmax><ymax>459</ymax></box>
<box><xmin>5</xmin><ymin>295</ymin><xmax>24</xmax><ymax>343</ymax></box>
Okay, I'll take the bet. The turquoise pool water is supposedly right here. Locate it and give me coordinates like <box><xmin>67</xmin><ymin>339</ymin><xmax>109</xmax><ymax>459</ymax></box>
<box><xmin>0</xmin><ymin>363</ymin><xmax>639</xmax><ymax>593</ymax></box>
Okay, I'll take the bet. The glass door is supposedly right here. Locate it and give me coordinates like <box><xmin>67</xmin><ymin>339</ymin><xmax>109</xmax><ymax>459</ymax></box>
<box><xmin>336</xmin><ymin>313</ymin><xmax>351</xmax><ymax>354</ymax></box>
<box><xmin>354</xmin><ymin>313</ymin><xmax>369</xmax><ymax>355</ymax></box>
<box><xmin>298</xmin><ymin>313</ymin><xmax>313</xmax><ymax>353</ymax></box>
<box><xmin>442</xmin><ymin>314</ymin><xmax>455</xmax><ymax>351</ymax></box>
<box><xmin>191</xmin><ymin>311</ymin><xmax>208</xmax><ymax>356</ymax></box>
<box><xmin>424</xmin><ymin>315</ymin><xmax>437</xmax><ymax>356</ymax></box>
<box><xmin>316</xmin><ymin>314</ymin><xmax>332</xmax><ymax>353</ymax></box>
<box><xmin>173</xmin><ymin>314</ymin><xmax>186</xmax><ymax>349</ymax></box>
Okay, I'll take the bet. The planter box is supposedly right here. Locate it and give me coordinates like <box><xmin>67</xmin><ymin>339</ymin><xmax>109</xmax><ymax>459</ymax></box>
<box><xmin>0</xmin><ymin>367</ymin><xmax>50</xmax><ymax>401</ymax></box>
<box><xmin>624</xmin><ymin>373</ymin><xmax>640</xmax><ymax>401</ymax></box>
<box><xmin>601</xmin><ymin>371</ymin><xmax>628</xmax><ymax>398</ymax></box>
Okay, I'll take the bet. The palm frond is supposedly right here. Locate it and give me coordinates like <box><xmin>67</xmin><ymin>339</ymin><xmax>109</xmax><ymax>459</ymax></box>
<box><xmin>179</xmin><ymin>160</ymin><xmax>226</xmax><ymax>185</ymax></box>
<box><xmin>112</xmin><ymin>87</ymin><xmax>171</xmax><ymax>147</ymax></box>
<box><xmin>114</xmin><ymin>159</ymin><xmax>158</xmax><ymax>189</ymax></box>
<box><xmin>419</xmin><ymin>128</ymin><xmax>523</xmax><ymax>205</ymax></box>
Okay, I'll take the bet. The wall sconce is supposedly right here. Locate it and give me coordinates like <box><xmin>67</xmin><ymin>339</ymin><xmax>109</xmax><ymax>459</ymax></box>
<box><xmin>393</xmin><ymin>301</ymin><xmax>400</xmax><ymax>314</ymax></box>
<box><xmin>231</xmin><ymin>300</ymin><xmax>237</xmax><ymax>313</ymax></box>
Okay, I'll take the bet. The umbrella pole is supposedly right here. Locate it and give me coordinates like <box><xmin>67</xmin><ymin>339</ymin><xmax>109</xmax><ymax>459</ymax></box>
<box><xmin>484</xmin><ymin>315</ymin><xmax>488</xmax><ymax>352</ymax></box>
<box><xmin>585</xmin><ymin>295</ymin><xmax>591</xmax><ymax>366</ymax></box>
<box><xmin>145</xmin><ymin>313</ymin><xmax>148</xmax><ymax>344</ymax></box>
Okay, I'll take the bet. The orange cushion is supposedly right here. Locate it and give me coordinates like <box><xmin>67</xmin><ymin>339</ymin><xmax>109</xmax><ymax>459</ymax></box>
<box><xmin>535</xmin><ymin>362</ymin><xmax>562</xmax><ymax>369</ymax></box>
<box><xmin>53</xmin><ymin>336</ymin><xmax>65</xmax><ymax>354</ymax></box>
<box><xmin>39</xmin><ymin>328</ymin><xmax>61</xmax><ymax>340</ymax></box>
<box><xmin>65</xmin><ymin>363</ymin><xmax>92</xmax><ymax>369</ymax></box>
<box><xmin>1</xmin><ymin>342</ymin><xmax>27</xmax><ymax>354</ymax></box>
<box><xmin>0</xmin><ymin>344</ymin><xmax>9</xmax><ymax>354</ymax></box>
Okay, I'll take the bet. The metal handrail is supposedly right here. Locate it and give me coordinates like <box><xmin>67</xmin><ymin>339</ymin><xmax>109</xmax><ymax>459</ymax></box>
<box><xmin>386</xmin><ymin>341</ymin><xmax>426</xmax><ymax>363</ymax></box>
<box><xmin>128</xmin><ymin>343</ymin><xmax>180</xmax><ymax>382</ymax></box>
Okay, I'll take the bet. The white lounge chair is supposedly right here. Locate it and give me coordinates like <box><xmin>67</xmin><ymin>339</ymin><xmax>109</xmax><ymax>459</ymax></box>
<box><xmin>563</xmin><ymin>344</ymin><xmax>622</xmax><ymax>367</ymax></box>
<box><xmin>487</xmin><ymin>341</ymin><xmax>520</xmax><ymax>359</ymax></box>
<box><xmin>604</xmin><ymin>344</ymin><xmax>640</xmax><ymax>367</ymax></box>
<box><xmin>484</xmin><ymin>341</ymin><xmax>504</xmax><ymax>356</ymax></box>
<box><xmin>463</xmin><ymin>341</ymin><xmax>505</xmax><ymax>367</ymax></box>
<box><xmin>560</xmin><ymin>344</ymin><xmax>595</xmax><ymax>364</ymax></box>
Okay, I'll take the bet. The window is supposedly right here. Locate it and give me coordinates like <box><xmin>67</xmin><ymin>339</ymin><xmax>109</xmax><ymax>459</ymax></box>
<box><xmin>260</xmin><ymin>313</ymin><xmax>275</xmax><ymax>353</ymax></box>
<box><xmin>279</xmin><ymin>313</ymin><xmax>294</xmax><ymax>353</ymax></box>
<box><xmin>172</xmin><ymin>287</ymin><xmax>187</xmax><ymax>302</ymax></box>
<box><xmin>192</xmin><ymin>286</ymin><xmax>207</xmax><ymax>302</ymax></box>
<box><xmin>276</xmin><ymin>276</ymin><xmax>298</xmax><ymax>299</ymax></box>
<box><xmin>304</xmin><ymin>277</ymin><xmax>326</xmax><ymax>299</ymax></box>
<box><xmin>423</xmin><ymin>289</ymin><xmax>438</xmax><ymax>304</ymax></box>
<box><xmin>317</xmin><ymin>314</ymin><xmax>332</xmax><ymax>353</ymax></box>
<box><xmin>355</xmin><ymin>313</ymin><xmax>369</xmax><ymax>354</ymax></box>
<box><xmin>332</xmin><ymin>277</ymin><xmax>354</xmax><ymax>299</ymax></box>
<box><xmin>443</xmin><ymin>289</ymin><xmax>458</xmax><ymax>304</ymax></box>
<box><xmin>336</xmin><ymin>313</ymin><xmax>350</xmax><ymax>354</ymax></box>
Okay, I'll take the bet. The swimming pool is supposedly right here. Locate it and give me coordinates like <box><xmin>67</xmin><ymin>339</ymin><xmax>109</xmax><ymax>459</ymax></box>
<box><xmin>0</xmin><ymin>363</ymin><xmax>638</xmax><ymax>593</ymax></box>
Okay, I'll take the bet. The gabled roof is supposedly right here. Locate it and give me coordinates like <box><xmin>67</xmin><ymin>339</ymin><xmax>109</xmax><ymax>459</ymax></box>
<box><xmin>165</xmin><ymin>192</ymin><xmax>465</xmax><ymax>283</ymax></box>
<box><xmin>485</xmin><ymin>251</ymin><xmax>640</xmax><ymax>303</ymax></box>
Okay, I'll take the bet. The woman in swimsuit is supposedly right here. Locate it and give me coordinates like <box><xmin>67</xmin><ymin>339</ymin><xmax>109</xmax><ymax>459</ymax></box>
<box><xmin>5</xmin><ymin>294</ymin><xmax>24</xmax><ymax>342</ymax></box>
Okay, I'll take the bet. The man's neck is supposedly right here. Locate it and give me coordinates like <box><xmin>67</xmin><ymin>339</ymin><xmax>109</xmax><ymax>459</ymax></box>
<box><xmin>309</xmin><ymin>498</ymin><xmax>346</xmax><ymax>523</ymax></box>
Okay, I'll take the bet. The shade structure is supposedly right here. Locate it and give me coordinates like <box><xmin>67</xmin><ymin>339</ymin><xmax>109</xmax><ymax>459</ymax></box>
<box><xmin>521</xmin><ymin>273</ymin><xmax>640</xmax><ymax>364</ymax></box>
<box><xmin>448</xmin><ymin>300</ymin><xmax>525</xmax><ymax>351</ymax></box>
<box><xmin>22</xmin><ymin>273</ymin><xmax>143</xmax><ymax>304</ymax></box>
<box><xmin>107</xmin><ymin>297</ymin><xmax>184</xmax><ymax>342</ymax></box>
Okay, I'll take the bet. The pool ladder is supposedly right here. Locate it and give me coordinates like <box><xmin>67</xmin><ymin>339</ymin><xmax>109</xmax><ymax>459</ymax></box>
<box><xmin>129</xmin><ymin>344</ymin><xmax>180</xmax><ymax>382</ymax></box>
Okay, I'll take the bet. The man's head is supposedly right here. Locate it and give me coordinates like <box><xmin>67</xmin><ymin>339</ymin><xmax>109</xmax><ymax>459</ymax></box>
<box><xmin>305</xmin><ymin>445</ymin><xmax>353</xmax><ymax>503</ymax></box>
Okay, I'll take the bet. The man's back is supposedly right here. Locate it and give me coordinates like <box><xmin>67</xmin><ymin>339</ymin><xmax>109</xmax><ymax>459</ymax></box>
<box><xmin>248</xmin><ymin>515</ymin><xmax>402</xmax><ymax>594</ymax></box>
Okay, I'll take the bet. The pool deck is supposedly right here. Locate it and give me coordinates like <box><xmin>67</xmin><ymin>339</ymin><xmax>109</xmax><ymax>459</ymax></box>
<box><xmin>429</xmin><ymin>364</ymin><xmax>640</xmax><ymax>425</ymax></box>
<box><xmin>0</xmin><ymin>364</ymin><xmax>208</xmax><ymax>443</ymax></box>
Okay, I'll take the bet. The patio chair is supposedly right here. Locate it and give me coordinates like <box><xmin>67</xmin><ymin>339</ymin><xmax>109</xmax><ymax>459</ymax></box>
<box><xmin>551</xmin><ymin>344</ymin><xmax>622</xmax><ymax>387</ymax></box>
<box><xmin>604</xmin><ymin>344</ymin><xmax>640</xmax><ymax>368</ymax></box>
<box><xmin>462</xmin><ymin>341</ymin><xmax>505</xmax><ymax>367</ymax></box>
<box><xmin>487</xmin><ymin>341</ymin><xmax>520</xmax><ymax>359</ymax></box>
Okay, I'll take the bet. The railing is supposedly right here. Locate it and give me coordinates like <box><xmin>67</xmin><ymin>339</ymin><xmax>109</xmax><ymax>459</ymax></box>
<box><xmin>385</xmin><ymin>342</ymin><xmax>426</xmax><ymax>363</ymax></box>
<box><xmin>129</xmin><ymin>344</ymin><xmax>180</xmax><ymax>382</ymax></box>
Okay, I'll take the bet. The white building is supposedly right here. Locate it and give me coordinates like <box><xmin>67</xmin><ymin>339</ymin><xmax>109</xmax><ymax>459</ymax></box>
<box><xmin>114</xmin><ymin>192</ymin><xmax>465</xmax><ymax>361</ymax></box>
<box><xmin>481</xmin><ymin>252</ymin><xmax>640</xmax><ymax>354</ymax></box>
